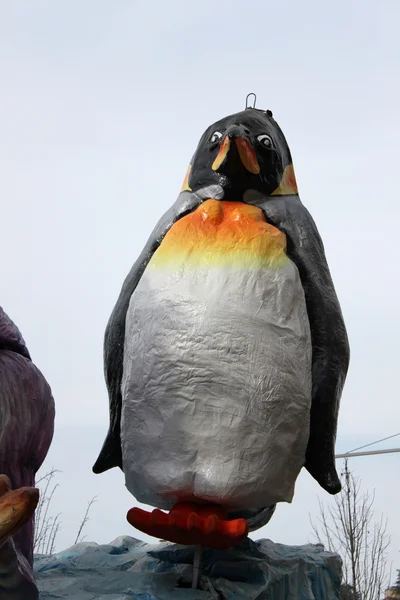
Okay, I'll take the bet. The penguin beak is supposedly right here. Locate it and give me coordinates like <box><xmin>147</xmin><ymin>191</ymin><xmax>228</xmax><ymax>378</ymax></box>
<box><xmin>0</xmin><ymin>484</ymin><xmax>39</xmax><ymax>548</ymax></box>
<box><xmin>212</xmin><ymin>135</ymin><xmax>260</xmax><ymax>175</ymax></box>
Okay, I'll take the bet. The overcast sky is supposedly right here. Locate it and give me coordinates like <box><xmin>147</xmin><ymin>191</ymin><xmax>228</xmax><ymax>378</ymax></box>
<box><xmin>1</xmin><ymin>0</ymin><xmax>399</xmax><ymax>583</ymax></box>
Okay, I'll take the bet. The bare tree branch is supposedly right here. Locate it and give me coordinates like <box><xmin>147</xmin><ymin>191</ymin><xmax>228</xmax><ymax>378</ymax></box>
<box><xmin>74</xmin><ymin>497</ymin><xmax>97</xmax><ymax>545</ymax></box>
<box><xmin>310</xmin><ymin>461</ymin><xmax>390</xmax><ymax>600</ymax></box>
<box><xmin>34</xmin><ymin>469</ymin><xmax>62</xmax><ymax>555</ymax></box>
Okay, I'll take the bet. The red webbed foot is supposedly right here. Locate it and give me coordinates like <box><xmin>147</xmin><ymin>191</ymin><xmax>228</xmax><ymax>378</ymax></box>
<box><xmin>127</xmin><ymin>501</ymin><xmax>248</xmax><ymax>549</ymax></box>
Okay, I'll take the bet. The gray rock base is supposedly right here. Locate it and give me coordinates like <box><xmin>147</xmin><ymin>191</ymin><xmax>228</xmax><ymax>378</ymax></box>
<box><xmin>34</xmin><ymin>536</ymin><xmax>342</xmax><ymax>600</ymax></box>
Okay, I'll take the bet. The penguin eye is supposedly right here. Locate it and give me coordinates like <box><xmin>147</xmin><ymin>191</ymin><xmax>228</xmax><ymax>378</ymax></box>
<box><xmin>257</xmin><ymin>134</ymin><xmax>274</xmax><ymax>148</ymax></box>
<box><xmin>210</xmin><ymin>131</ymin><xmax>223</xmax><ymax>143</ymax></box>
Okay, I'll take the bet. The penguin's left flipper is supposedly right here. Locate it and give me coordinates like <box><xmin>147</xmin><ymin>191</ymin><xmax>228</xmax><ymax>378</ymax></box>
<box><xmin>127</xmin><ymin>502</ymin><xmax>249</xmax><ymax>550</ymax></box>
<box><xmin>0</xmin><ymin>475</ymin><xmax>39</xmax><ymax>548</ymax></box>
<box><xmin>259</xmin><ymin>194</ymin><xmax>350</xmax><ymax>494</ymax></box>
<box><xmin>93</xmin><ymin>191</ymin><xmax>203</xmax><ymax>475</ymax></box>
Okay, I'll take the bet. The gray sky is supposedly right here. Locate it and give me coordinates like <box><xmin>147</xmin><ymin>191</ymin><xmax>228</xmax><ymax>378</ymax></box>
<box><xmin>1</xmin><ymin>0</ymin><xmax>399</xmax><ymax>582</ymax></box>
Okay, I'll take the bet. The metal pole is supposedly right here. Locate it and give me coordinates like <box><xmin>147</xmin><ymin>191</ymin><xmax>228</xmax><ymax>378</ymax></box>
<box><xmin>335</xmin><ymin>447</ymin><xmax>400</xmax><ymax>459</ymax></box>
<box><xmin>192</xmin><ymin>544</ymin><xmax>203</xmax><ymax>589</ymax></box>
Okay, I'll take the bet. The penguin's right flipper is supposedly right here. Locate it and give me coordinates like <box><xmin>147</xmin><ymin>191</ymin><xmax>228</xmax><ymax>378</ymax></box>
<box><xmin>93</xmin><ymin>191</ymin><xmax>203</xmax><ymax>475</ymax></box>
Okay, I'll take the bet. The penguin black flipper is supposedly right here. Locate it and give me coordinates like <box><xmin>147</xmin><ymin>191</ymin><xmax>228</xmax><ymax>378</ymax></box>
<box><xmin>255</xmin><ymin>193</ymin><xmax>350</xmax><ymax>494</ymax></box>
<box><xmin>93</xmin><ymin>191</ymin><xmax>203</xmax><ymax>474</ymax></box>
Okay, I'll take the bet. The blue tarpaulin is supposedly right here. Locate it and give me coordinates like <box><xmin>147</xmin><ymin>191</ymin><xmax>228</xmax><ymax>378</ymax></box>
<box><xmin>34</xmin><ymin>536</ymin><xmax>341</xmax><ymax>599</ymax></box>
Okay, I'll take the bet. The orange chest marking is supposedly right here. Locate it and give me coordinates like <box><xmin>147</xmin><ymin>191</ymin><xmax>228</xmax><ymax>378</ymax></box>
<box><xmin>150</xmin><ymin>200</ymin><xmax>289</xmax><ymax>270</ymax></box>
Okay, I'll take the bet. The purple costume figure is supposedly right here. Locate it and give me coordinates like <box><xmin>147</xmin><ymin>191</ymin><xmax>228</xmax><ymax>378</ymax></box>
<box><xmin>0</xmin><ymin>306</ymin><xmax>55</xmax><ymax>599</ymax></box>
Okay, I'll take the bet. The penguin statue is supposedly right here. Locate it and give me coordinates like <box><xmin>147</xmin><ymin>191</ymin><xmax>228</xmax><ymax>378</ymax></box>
<box><xmin>0</xmin><ymin>306</ymin><xmax>55</xmax><ymax>599</ymax></box>
<box><xmin>94</xmin><ymin>102</ymin><xmax>349</xmax><ymax>550</ymax></box>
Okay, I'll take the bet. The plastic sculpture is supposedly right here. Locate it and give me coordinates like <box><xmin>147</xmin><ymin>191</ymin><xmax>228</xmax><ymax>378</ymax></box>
<box><xmin>0</xmin><ymin>306</ymin><xmax>55</xmax><ymax>599</ymax></box>
<box><xmin>94</xmin><ymin>99</ymin><xmax>349</xmax><ymax>553</ymax></box>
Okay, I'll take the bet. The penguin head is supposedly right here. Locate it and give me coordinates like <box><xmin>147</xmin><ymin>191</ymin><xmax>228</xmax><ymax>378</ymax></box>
<box><xmin>181</xmin><ymin>109</ymin><xmax>298</xmax><ymax>201</ymax></box>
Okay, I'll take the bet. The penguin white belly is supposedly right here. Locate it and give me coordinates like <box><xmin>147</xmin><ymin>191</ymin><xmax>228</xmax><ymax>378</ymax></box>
<box><xmin>121</xmin><ymin>200</ymin><xmax>312</xmax><ymax>510</ymax></box>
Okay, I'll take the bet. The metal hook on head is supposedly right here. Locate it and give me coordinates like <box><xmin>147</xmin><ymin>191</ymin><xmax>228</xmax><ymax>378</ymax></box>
<box><xmin>245</xmin><ymin>93</ymin><xmax>257</xmax><ymax>109</ymax></box>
